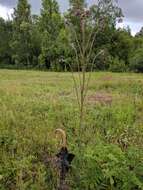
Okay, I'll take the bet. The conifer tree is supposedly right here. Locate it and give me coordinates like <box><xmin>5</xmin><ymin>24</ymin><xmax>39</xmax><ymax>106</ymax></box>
<box><xmin>39</xmin><ymin>0</ymin><xmax>62</xmax><ymax>69</ymax></box>
<box><xmin>11</xmin><ymin>0</ymin><xmax>32</xmax><ymax>66</ymax></box>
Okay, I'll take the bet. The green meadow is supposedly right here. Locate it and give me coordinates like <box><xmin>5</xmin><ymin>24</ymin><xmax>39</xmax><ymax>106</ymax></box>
<box><xmin>0</xmin><ymin>70</ymin><xmax>143</xmax><ymax>189</ymax></box>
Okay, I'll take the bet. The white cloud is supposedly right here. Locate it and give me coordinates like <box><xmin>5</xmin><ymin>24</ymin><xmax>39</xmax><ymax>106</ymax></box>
<box><xmin>0</xmin><ymin>4</ymin><xmax>13</xmax><ymax>20</ymax></box>
<box><xmin>123</xmin><ymin>20</ymin><xmax>142</xmax><ymax>36</ymax></box>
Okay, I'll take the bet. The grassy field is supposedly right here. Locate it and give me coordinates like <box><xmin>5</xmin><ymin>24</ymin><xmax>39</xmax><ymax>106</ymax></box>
<box><xmin>0</xmin><ymin>70</ymin><xmax>143</xmax><ymax>190</ymax></box>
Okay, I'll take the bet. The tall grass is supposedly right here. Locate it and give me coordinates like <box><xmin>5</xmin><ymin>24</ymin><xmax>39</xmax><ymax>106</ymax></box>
<box><xmin>0</xmin><ymin>70</ymin><xmax>143</xmax><ymax>189</ymax></box>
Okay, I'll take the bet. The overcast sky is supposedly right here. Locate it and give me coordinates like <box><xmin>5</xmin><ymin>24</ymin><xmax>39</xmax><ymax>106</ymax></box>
<box><xmin>0</xmin><ymin>0</ymin><xmax>143</xmax><ymax>35</ymax></box>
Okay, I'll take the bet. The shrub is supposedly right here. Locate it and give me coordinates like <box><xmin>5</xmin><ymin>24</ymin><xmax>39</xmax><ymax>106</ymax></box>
<box><xmin>94</xmin><ymin>49</ymin><xmax>111</xmax><ymax>71</ymax></box>
<box><xmin>109</xmin><ymin>57</ymin><xmax>127</xmax><ymax>72</ymax></box>
<box><xmin>72</xmin><ymin>144</ymin><xmax>143</xmax><ymax>190</ymax></box>
<box><xmin>129</xmin><ymin>49</ymin><xmax>143</xmax><ymax>72</ymax></box>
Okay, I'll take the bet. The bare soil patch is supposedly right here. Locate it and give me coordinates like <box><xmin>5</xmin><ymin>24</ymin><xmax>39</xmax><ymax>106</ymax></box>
<box><xmin>88</xmin><ymin>92</ymin><xmax>113</xmax><ymax>105</ymax></box>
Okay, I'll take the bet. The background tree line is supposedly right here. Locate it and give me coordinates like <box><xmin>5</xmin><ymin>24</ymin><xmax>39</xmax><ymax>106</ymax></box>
<box><xmin>0</xmin><ymin>0</ymin><xmax>143</xmax><ymax>72</ymax></box>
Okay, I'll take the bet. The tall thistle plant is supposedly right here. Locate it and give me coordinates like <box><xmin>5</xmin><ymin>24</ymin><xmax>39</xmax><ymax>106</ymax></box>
<box><xmin>65</xmin><ymin>2</ymin><xmax>103</xmax><ymax>141</ymax></box>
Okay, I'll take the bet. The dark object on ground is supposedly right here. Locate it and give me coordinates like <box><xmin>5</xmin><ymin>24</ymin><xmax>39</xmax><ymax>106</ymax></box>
<box><xmin>56</xmin><ymin>147</ymin><xmax>75</xmax><ymax>190</ymax></box>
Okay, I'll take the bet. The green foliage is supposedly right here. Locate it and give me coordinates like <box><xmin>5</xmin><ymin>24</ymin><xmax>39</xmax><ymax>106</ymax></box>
<box><xmin>0</xmin><ymin>18</ymin><xmax>13</xmax><ymax>65</ymax></box>
<box><xmin>109</xmin><ymin>57</ymin><xmax>127</xmax><ymax>72</ymax></box>
<box><xmin>1</xmin><ymin>0</ymin><xmax>143</xmax><ymax>72</ymax></box>
<box><xmin>136</xmin><ymin>27</ymin><xmax>143</xmax><ymax>37</ymax></box>
<box><xmin>72</xmin><ymin>144</ymin><xmax>143</xmax><ymax>190</ymax></box>
<box><xmin>110</xmin><ymin>29</ymin><xmax>133</xmax><ymax>65</ymax></box>
<box><xmin>11</xmin><ymin>0</ymin><xmax>33</xmax><ymax>66</ymax></box>
<box><xmin>129</xmin><ymin>48</ymin><xmax>143</xmax><ymax>72</ymax></box>
<box><xmin>39</xmin><ymin>0</ymin><xmax>64</xmax><ymax>70</ymax></box>
<box><xmin>30</xmin><ymin>15</ymin><xmax>42</xmax><ymax>67</ymax></box>
<box><xmin>94</xmin><ymin>49</ymin><xmax>112</xmax><ymax>70</ymax></box>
